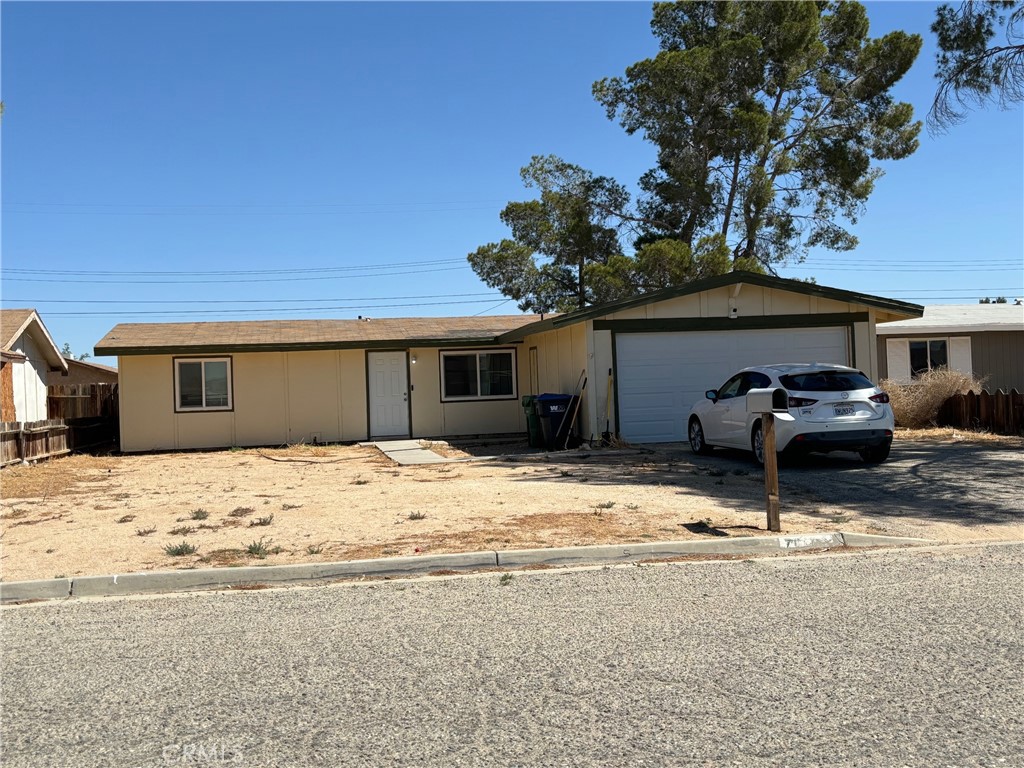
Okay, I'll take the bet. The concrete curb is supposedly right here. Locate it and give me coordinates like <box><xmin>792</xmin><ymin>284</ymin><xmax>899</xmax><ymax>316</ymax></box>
<box><xmin>0</xmin><ymin>578</ymin><xmax>72</xmax><ymax>603</ymax></box>
<box><xmin>0</xmin><ymin>532</ymin><xmax>934</xmax><ymax>604</ymax></box>
<box><xmin>496</xmin><ymin>533</ymin><xmax>849</xmax><ymax>567</ymax></box>
<box><xmin>69</xmin><ymin>550</ymin><xmax>498</xmax><ymax>599</ymax></box>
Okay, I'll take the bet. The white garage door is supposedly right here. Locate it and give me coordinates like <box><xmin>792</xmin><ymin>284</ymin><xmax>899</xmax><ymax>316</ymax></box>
<box><xmin>616</xmin><ymin>327</ymin><xmax>849</xmax><ymax>443</ymax></box>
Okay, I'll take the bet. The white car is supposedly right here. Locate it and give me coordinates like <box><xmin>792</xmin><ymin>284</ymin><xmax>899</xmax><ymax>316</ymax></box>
<box><xmin>687</xmin><ymin>364</ymin><xmax>894</xmax><ymax>464</ymax></box>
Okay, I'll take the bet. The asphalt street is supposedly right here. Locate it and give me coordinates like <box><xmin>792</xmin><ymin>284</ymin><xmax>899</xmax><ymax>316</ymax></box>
<box><xmin>2</xmin><ymin>542</ymin><xmax>1022</xmax><ymax>767</ymax></box>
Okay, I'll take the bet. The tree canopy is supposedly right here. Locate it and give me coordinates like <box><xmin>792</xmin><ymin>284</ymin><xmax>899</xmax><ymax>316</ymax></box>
<box><xmin>594</xmin><ymin>1</ymin><xmax>922</xmax><ymax>270</ymax></box>
<box><xmin>930</xmin><ymin>0</ymin><xmax>1024</xmax><ymax>130</ymax></box>
<box><xmin>468</xmin><ymin>1</ymin><xmax>923</xmax><ymax>312</ymax></box>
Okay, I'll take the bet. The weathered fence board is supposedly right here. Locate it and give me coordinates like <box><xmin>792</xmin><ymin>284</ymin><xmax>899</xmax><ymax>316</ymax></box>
<box><xmin>1</xmin><ymin>419</ymin><xmax>70</xmax><ymax>467</ymax></box>
<box><xmin>47</xmin><ymin>383</ymin><xmax>118</xmax><ymax>420</ymax></box>
<box><xmin>938</xmin><ymin>389</ymin><xmax>1023</xmax><ymax>435</ymax></box>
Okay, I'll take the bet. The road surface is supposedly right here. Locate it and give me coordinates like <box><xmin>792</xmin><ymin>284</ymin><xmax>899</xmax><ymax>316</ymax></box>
<box><xmin>2</xmin><ymin>542</ymin><xmax>1022</xmax><ymax>767</ymax></box>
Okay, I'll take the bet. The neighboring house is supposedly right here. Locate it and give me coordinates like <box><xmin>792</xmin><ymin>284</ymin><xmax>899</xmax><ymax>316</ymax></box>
<box><xmin>0</xmin><ymin>309</ymin><xmax>69</xmax><ymax>422</ymax></box>
<box><xmin>95</xmin><ymin>271</ymin><xmax>922</xmax><ymax>452</ymax></box>
<box><xmin>47</xmin><ymin>357</ymin><xmax>119</xmax><ymax>387</ymax></box>
<box><xmin>876</xmin><ymin>303</ymin><xmax>1024</xmax><ymax>391</ymax></box>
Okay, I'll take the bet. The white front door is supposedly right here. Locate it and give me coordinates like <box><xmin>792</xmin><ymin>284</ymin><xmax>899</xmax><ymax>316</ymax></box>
<box><xmin>368</xmin><ymin>351</ymin><xmax>410</xmax><ymax>438</ymax></box>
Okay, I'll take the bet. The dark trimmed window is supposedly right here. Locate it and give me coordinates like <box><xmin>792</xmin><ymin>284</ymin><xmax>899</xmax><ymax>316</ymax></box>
<box><xmin>441</xmin><ymin>350</ymin><xmax>516</xmax><ymax>401</ymax></box>
<box><xmin>175</xmin><ymin>358</ymin><xmax>231</xmax><ymax>411</ymax></box>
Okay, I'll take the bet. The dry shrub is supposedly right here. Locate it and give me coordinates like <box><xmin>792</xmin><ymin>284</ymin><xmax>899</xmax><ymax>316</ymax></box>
<box><xmin>881</xmin><ymin>369</ymin><xmax>985</xmax><ymax>428</ymax></box>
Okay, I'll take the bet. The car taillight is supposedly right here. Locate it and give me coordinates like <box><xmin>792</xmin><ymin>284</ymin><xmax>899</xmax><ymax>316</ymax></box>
<box><xmin>870</xmin><ymin>393</ymin><xmax>890</xmax><ymax>404</ymax></box>
<box><xmin>788</xmin><ymin>397</ymin><xmax>818</xmax><ymax>408</ymax></box>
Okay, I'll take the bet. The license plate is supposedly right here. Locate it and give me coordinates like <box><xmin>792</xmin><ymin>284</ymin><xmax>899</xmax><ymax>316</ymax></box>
<box><xmin>833</xmin><ymin>404</ymin><xmax>855</xmax><ymax>417</ymax></box>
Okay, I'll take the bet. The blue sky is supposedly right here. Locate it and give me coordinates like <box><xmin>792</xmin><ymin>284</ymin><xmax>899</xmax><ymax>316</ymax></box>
<box><xmin>2</xmin><ymin>1</ymin><xmax>1021</xmax><ymax>366</ymax></box>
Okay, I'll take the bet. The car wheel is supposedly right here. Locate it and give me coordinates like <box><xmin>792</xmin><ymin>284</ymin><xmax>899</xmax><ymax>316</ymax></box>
<box><xmin>859</xmin><ymin>443</ymin><xmax>891</xmax><ymax>464</ymax></box>
<box><xmin>751</xmin><ymin>421</ymin><xmax>765</xmax><ymax>465</ymax></box>
<box><xmin>688</xmin><ymin>418</ymin><xmax>712</xmax><ymax>455</ymax></box>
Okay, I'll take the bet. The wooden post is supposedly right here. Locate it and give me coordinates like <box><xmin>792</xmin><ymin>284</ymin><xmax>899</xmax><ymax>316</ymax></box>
<box><xmin>763</xmin><ymin>413</ymin><xmax>780</xmax><ymax>532</ymax></box>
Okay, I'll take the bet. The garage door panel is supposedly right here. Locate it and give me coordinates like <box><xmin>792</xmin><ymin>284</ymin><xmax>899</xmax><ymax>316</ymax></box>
<box><xmin>616</xmin><ymin>327</ymin><xmax>848</xmax><ymax>443</ymax></box>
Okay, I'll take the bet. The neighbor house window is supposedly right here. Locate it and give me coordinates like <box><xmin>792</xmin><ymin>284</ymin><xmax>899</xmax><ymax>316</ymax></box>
<box><xmin>909</xmin><ymin>339</ymin><xmax>948</xmax><ymax>377</ymax></box>
<box><xmin>440</xmin><ymin>350</ymin><xmax>516</xmax><ymax>401</ymax></box>
<box><xmin>175</xmin><ymin>358</ymin><xmax>232</xmax><ymax>411</ymax></box>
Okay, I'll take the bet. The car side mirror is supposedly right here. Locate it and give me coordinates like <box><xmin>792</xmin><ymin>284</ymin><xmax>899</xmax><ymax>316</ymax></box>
<box><xmin>705</xmin><ymin>390</ymin><xmax>718</xmax><ymax>402</ymax></box>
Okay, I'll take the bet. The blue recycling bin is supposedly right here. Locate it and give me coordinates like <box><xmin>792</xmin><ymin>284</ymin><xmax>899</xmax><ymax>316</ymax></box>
<box><xmin>536</xmin><ymin>393</ymin><xmax>575</xmax><ymax>450</ymax></box>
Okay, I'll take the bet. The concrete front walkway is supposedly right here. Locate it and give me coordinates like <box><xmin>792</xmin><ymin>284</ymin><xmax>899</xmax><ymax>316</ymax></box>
<box><xmin>361</xmin><ymin>440</ymin><xmax>452</xmax><ymax>465</ymax></box>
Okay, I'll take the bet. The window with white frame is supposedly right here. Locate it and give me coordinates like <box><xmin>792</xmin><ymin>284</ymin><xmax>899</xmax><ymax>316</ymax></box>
<box><xmin>175</xmin><ymin>358</ymin><xmax>232</xmax><ymax>411</ymax></box>
<box><xmin>440</xmin><ymin>350</ymin><xmax>516</xmax><ymax>401</ymax></box>
<box><xmin>909</xmin><ymin>339</ymin><xmax>948</xmax><ymax>377</ymax></box>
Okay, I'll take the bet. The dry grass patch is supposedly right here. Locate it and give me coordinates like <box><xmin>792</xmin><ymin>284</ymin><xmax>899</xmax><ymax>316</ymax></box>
<box><xmin>895</xmin><ymin>427</ymin><xmax>1023</xmax><ymax>447</ymax></box>
<box><xmin>1</xmin><ymin>455</ymin><xmax>116</xmax><ymax>500</ymax></box>
<box><xmin>420</xmin><ymin>440</ymin><xmax>471</xmax><ymax>459</ymax></box>
<box><xmin>881</xmin><ymin>369</ymin><xmax>984</xmax><ymax>428</ymax></box>
<box><xmin>198</xmin><ymin>548</ymin><xmax>249</xmax><ymax>567</ymax></box>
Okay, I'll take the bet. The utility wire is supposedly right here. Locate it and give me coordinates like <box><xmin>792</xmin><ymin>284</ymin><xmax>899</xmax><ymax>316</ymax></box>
<box><xmin>2</xmin><ymin>292</ymin><xmax>502</xmax><ymax>305</ymax></box>
<box><xmin>3</xmin><ymin>198</ymin><xmax>506</xmax><ymax>208</ymax></box>
<box><xmin>1</xmin><ymin>265</ymin><xmax>473</xmax><ymax>284</ymax></box>
<box><xmin>1</xmin><ymin>258</ymin><xmax>465</xmax><ymax>276</ymax></box>
<box><xmin>2</xmin><ymin>206</ymin><xmax>497</xmax><ymax>217</ymax></box>
<box><xmin>41</xmin><ymin>298</ymin><xmax>519</xmax><ymax>317</ymax></box>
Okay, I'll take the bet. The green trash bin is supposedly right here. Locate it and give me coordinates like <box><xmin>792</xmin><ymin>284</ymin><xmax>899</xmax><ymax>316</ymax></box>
<box><xmin>522</xmin><ymin>395</ymin><xmax>542</xmax><ymax>448</ymax></box>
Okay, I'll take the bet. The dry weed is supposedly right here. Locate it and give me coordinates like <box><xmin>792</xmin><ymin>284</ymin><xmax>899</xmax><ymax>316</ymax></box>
<box><xmin>881</xmin><ymin>369</ymin><xmax>985</xmax><ymax>428</ymax></box>
<box><xmin>1</xmin><ymin>455</ymin><xmax>116</xmax><ymax>500</ymax></box>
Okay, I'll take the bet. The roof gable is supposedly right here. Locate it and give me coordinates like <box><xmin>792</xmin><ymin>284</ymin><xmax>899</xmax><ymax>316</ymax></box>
<box><xmin>499</xmin><ymin>271</ymin><xmax>923</xmax><ymax>341</ymax></box>
<box><xmin>0</xmin><ymin>308</ymin><xmax>68</xmax><ymax>372</ymax></box>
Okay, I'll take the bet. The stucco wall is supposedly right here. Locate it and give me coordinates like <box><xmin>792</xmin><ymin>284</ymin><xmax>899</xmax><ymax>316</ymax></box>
<box><xmin>119</xmin><ymin>347</ymin><xmax>526</xmax><ymax>452</ymax></box>
<box><xmin>118</xmin><ymin>351</ymin><xmax>370</xmax><ymax>452</ymax></box>
<box><xmin>409</xmin><ymin>347</ymin><xmax>525</xmax><ymax>438</ymax></box>
<box><xmin>521</xmin><ymin>284</ymin><xmax>880</xmax><ymax>440</ymax></box>
<box><xmin>520</xmin><ymin>323</ymin><xmax>593</xmax><ymax>439</ymax></box>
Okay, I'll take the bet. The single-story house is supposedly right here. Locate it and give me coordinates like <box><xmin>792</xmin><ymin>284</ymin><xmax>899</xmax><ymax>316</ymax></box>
<box><xmin>876</xmin><ymin>303</ymin><xmax>1024</xmax><ymax>390</ymax></box>
<box><xmin>1</xmin><ymin>309</ymin><xmax>69</xmax><ymax>423</ymax></box>
<box><xmin>95</xmin><ymin>271</ymin><xmax>922</xmax><ymax>452</ymax></box>
<box><xmin>47</xmin><ymin>357</ymin><xmax>119</xmax><ymax>387</ymax></box>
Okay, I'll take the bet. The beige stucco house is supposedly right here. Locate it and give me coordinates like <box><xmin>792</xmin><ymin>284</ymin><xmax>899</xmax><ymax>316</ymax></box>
<box><xmin>95</xmin><ymin>272</ymin><xmax>922</xmax><ymax>452</ymax></box>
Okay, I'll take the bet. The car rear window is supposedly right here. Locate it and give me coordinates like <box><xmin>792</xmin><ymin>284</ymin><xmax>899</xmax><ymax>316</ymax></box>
<box><xmin>780</xmin><ymin>371</ymin><xmax>875</xmax><ymax>392</ymax></box>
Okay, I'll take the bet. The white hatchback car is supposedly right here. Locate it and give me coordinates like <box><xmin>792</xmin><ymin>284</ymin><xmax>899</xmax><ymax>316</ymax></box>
<box><xmin>687</xmin><ymin>364</ymin><xmax>894</xmax><ymax>464</ymax></box>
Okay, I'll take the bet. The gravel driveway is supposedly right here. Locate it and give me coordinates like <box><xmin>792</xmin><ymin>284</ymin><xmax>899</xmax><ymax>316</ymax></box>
<box><xmin>654</xmin><ymin>438</ymin><xmax>1024</xmax><ymax>540</ymax></box>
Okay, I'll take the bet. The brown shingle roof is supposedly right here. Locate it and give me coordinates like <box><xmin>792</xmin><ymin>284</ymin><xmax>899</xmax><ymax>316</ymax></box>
<box><xmin>95</xmin><ymin>315</ymin><xmax>543</xmax><ymax>356</ymax></box>
<box><xmin>0</xmin><ymin>309</ymin><xmax>36</xmax><ymax>352</ymax></box>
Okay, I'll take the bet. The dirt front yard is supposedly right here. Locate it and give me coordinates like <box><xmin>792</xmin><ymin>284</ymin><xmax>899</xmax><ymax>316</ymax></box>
<box><xmin>2</xmin><ymin>433</ymin><xmax>1022</xmax><ymax>581</ymax></box>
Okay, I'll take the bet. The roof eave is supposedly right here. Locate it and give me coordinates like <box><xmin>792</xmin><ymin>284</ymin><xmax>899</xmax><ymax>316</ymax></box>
<box><xmin>95</xmin><ymin>335</ymin><xmax>516</xmax><ymax>357</ymax></box>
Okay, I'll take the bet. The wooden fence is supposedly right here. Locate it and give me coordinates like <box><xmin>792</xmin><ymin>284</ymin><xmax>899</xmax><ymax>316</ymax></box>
<box><xmin>937</xmin><ymin>389</ymin><xmax>1023</xmax><ymax>435</ymax></box>
<box><xmin>1</xmin><ymin>419</ymin><xmax>70</xmax><ymax>467</ymax></box>
<box><xmin>47</xmin><ymin>383</ymin><xmax>118</xmax><ymax>420</ymax></box>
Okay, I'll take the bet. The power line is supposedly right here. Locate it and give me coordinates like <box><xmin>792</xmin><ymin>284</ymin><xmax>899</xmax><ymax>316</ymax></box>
<box><xmin>2</xmin><ymin>206</ymin><xmax>497</xmax><ymax>217</ymax></box>
<box><xmin>40</xmin><ymin>298</ymin><xmax>517</xmax><ymax>317</ymax></box>
<box><xmin>783</xmin><ymin>265</ymin><xmax>1020</xmax><ymax>273</ymax></box>
<box><xmin>3</xmin><ymin>198</ymin><xmax>506</xmax><ymax>208</ymax></box>
<box><xmin>2</xmin><ymin>292</ymin><xmax>501</xmax><ymax>305</ymax></box>
<box><xmin>473</xmin><ymin>299</ymin><xmax>515</xmax><ymax>316</ymax></box>
<box><xmin>1</xmin><ymin>265</ymin><xmax>473</xmax><ymax>285</ymax></box>
<box><xmin>1</xmin><ymin>258</ymin><xmax>465</xmax><ymax>276</ymax></box>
